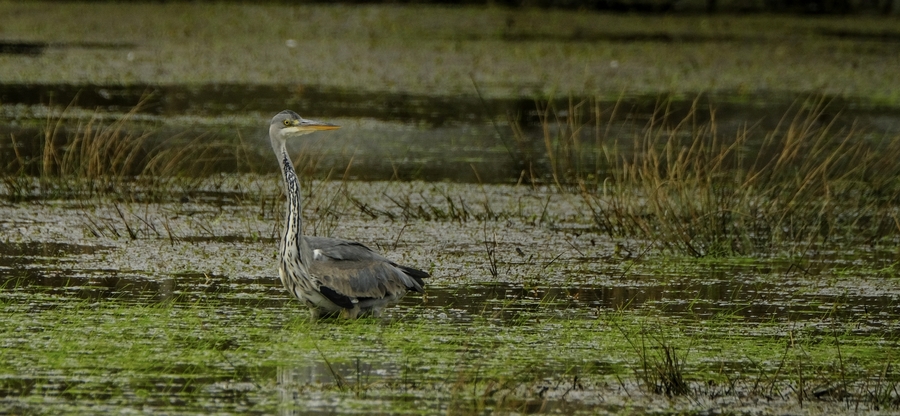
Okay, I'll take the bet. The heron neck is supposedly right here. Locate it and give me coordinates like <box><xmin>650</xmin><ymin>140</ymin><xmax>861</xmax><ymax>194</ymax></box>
<box><xmin>277</xmin><ymin>144</ymin><xmax>313</xmax><ymax>267</ymax></box>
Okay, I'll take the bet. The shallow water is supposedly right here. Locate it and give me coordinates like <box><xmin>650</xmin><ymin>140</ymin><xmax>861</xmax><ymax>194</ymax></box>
<box><xmin>4</xmin><ymin>83</ymin><xmax>900</xmax><ymax>183</ymax></box>
<box><xmin>1</xmin><ymin>184</ymin><xmax>898</xmax><ymax>325</ymax></box>
<box><xmin>1</xmin><ymin>181</ymin><xmax>898</xmax><ymax>414</ymax></box>
<box><xmin>2</xmin><ymin>86</ymin><xmax>900</xmax><ymax>413</ymax></box>
<box><xmin>2</xmin><ymin>237</ymin><xmax>898</xmax><ymax>328</ymax></box>
<box><xmin>3</xmin><ymin>3</ymin><xmax>900</xmax><ymax>411</ymax></box>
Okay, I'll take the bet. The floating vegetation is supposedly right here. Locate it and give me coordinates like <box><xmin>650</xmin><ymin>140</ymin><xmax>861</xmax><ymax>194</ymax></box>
<box><xmin>0</xmin><ymin>292</ymin><xmax>898</xmax><ymax>414</ymax></box>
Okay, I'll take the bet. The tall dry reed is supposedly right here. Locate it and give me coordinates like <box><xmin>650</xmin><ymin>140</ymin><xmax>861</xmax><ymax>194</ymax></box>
<box><xmin>1</xmin><ymin>98</ymin><xmax>264</xmax><ymax>201</ymax></box>
<box><xmin>513</xmin><ymin>95</ymin><xmax>900</xmax><ymax>257</ymax></box>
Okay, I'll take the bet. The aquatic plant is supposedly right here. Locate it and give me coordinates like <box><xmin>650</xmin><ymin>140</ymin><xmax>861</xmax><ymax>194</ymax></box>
<box><xmin>1</xmin><ymin>291</ymin><xmax>896</xmax><ymax>414</ymax></box>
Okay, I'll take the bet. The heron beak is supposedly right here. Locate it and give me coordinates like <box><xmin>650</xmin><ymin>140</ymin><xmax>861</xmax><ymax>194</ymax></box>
<box><xmin>295</xmin><ymin>119</ymin><xmax>340</xmax><ymax>131</ymax></box>
<box><xmin>303</xmin><ymin>123</ymin><xmax>340</xmax><ymax>131</ymax></box>
<box><xmin>280</xmin><ymin>119</ymin><xmax>340</xmax><ymax>136</ymax></box>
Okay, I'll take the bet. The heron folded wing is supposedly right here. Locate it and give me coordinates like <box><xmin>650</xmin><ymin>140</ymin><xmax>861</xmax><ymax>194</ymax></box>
<box><xmin>305</xmin><ymin>237</ymin><xmax>382</xmax><ymax>262</ymax></box>
<box><xmin>306</xmin><ymin>235</ymin><xmax>428</xmax><ymax>296</ymax></box>
<box><xmin>313</xmin><ymin>261</ymin><xmax>410</xmax><ymax>299</ymax></box>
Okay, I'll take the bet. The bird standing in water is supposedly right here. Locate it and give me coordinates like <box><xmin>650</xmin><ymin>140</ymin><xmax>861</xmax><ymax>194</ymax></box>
<box><xmin>268</xmin><ymin>110</ymin><xmax>428</xmax><ymax>320</ymax></box>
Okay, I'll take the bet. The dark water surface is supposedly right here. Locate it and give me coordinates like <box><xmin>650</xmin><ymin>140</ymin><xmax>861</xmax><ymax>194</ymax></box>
<box><xmin>2</xmin><ymin>240</ymin><xmax>896</xmax><ymax>331</ymax></box>
<box><xmin>3</xmin><ymin>83</ymin><xmax>900</xmax><ymax>183</ymax></box>
<box><xmin>3</xmin><ymin>83</ymin><xmax>900</xmax><ymax>127</ymax></box>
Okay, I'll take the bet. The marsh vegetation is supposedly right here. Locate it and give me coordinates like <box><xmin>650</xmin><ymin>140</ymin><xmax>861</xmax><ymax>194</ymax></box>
<box><xmin>2</xmin><ymin>2</ymin><xmax>900</xmax><ymax>414</ymax></box>
<box><xmin>2</xmin><ymin>91</ymin><xmax>899</xmax><ymax>414</ymax></box>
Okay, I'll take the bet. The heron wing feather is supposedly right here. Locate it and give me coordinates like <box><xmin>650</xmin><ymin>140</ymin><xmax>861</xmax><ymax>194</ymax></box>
<box><xmin>305</xmin><ymin>236</ymin><xmax>428</xmax><ymax>299</ymax></box>
<box><xmin>306</xmin><ymin>236</ymin><xmax>381</xmax><ymax>261</ymax></box>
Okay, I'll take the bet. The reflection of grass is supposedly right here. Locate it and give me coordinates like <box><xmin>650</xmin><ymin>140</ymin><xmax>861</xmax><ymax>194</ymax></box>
<box><xmin>514</xmin><ymin>95</ymin><xmax>900</xmax><ymax>257</ymax></box>
<box><xmin>0</xmin><ymin>296</ymin><xmax>896</xmax><ymax>413</ymax></box>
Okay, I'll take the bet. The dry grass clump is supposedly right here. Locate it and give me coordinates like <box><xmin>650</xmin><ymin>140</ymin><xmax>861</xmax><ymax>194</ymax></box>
<box><xmin>1</xmin><ymin>99</ymin><xmax>263</xmax><ymax>201</ymax></box>
<box><xmin>3</xmin><ymin>110</ymin><xmax>139</xmax><ymax>200</ymax></box>
<box><xmin>514</xmin><ymin>95</ymin><xmax>900</xmax><ymax>257</ymax></box>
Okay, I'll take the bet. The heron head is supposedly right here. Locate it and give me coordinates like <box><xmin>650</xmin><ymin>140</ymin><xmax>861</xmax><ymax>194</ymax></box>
<box><xmin>270</xmin><ymin>110</ymin><xmax>339</xmax><ymax>140</ymax></box>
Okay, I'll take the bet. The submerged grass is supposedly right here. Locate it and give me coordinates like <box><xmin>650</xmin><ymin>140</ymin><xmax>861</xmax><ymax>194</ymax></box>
<box><xmin>0</xmin><ymin>295</ymin><xmax>897</xmax><ymax>414</ymax></box>
<box><xmin>1</xmin><ymin>181</ymin><xmax>898</xmax><ymax>413</ymax></box>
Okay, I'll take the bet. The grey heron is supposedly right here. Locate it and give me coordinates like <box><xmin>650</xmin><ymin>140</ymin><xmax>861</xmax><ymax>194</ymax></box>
<box><xmin>269</xmin><ymin>110</ymin><xmax>428</xmax><ymax>320</ymax></box>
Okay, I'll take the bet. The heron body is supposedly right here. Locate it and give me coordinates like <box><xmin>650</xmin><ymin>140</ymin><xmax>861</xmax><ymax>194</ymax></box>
<box><xmin>269</xmin><ymin>110</ymin><xmax>428</xmax><ymax>320</ymax></box>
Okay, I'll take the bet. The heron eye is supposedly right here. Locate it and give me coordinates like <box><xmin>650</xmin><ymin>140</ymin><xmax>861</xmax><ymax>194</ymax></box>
<box><xmin>283</xmin><ymin>119</ymin><xmax>291</xmax><ymax>127</ymax></box>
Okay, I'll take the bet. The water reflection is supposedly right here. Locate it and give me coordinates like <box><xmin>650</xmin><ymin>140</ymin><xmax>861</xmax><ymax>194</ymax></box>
<box><xmin>4</xmin><ymin>83</ymin><xmax>899</xmax><ymax>131</ymax></box>
<box><xmin>274</xmin><ymin>361</ymin><xmax>608</xmax><ymax>415</ymax></box>
<box><xmin>0</xmin><ymin>83</ymin><xmax>532</xmax><ymax>125</ymax></box>
<box><xmin>3</xmin><ymin>83</ymin><xmax>900</xmax><ymax>183</ymax></box>
<box><xmin>0</xmin><ymin>241</ymin><xmax>107</xmax><ymax>259</ymax></box>
<box><xmin>276</xmin><ymin>362</ymin><xmax>403</xmax><ymax>416</ymax></box>
<box><xmin>419</xmin><ymin>281</ymin><xmax>900</xmax><ymax>327</ymax></box>
<box><xmin>3</xmin><ymin>245</ymin><xmax>897</xmax><ymax>328</ymax></box>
